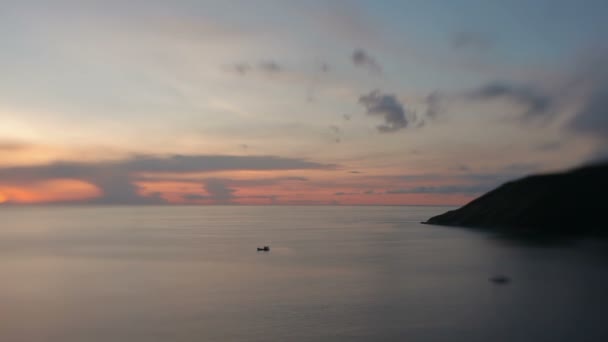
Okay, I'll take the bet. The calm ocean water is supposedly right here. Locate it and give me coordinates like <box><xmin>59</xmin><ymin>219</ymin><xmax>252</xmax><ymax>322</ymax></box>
<box><xmin>0</xmin><ymin>206</ymin><xmax>606</xmax><ymax>342</ymax></box>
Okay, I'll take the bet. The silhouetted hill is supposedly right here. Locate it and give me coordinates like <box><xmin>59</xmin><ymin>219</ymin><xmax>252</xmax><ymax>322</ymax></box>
<box><xmin>424</xmin><ymin>162</ymin><xmax>608</xmax><ymax>235</ymax></box>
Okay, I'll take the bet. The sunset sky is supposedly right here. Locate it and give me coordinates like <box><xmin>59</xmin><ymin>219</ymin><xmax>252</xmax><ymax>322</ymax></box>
<box><xmin>1</xmin><ymin>0</ymin><xmax>607</xmax><ymax>205</ymax></box>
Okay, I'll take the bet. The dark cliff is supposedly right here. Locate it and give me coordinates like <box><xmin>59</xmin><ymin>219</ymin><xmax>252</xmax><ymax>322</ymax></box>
<box><xmin>425</xmin><ymin>162</ymin><xmax>608</xmax><ymax>235</ymax></box>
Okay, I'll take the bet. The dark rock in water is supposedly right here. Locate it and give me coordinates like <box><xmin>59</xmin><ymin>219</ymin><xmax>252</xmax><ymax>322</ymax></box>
<box><xmin>424</xmin><ymin>162</ymin><xmax>608</xmax><ymax>236</ymax></box>
<box><xmin>489</xmin><ymin>275</ymin><xmax>510</xmax><ymax>284</ymax></box>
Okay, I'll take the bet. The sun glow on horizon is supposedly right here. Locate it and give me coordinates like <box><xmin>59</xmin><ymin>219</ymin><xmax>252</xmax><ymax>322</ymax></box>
<box><xmin>0</xmin><ymin>179</ymin><xmax>101</xmax><ymax>204</ymax></box>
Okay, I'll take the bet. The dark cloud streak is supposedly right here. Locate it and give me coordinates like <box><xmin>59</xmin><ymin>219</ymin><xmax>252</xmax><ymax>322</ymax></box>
<box><xmin>0</xmin><ymin>154</ymin><xmax>331</xmax><ymax>204</ymax></box>
<box><xmin>228</xmin><ymin>60</ymin><xmax>283</xmax><ymax>75</ymax></box>
<box><xmin>258</xmin><ymin>60</ymin><xmax>282</xmax><ymax>73</ymax></box>
<box><xmin>467</xmin><ymin>81</ymin><xmax>553</xmax><ymax>119</ymax></box>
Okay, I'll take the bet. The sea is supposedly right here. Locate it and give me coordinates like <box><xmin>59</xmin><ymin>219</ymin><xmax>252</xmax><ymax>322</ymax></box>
<box><xmin>0</xmin><ymin>206</ymin><xmax>607</xmax><ymax>342</ymax></box>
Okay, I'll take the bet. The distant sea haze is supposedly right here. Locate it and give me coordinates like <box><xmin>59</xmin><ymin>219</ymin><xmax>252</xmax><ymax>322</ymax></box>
<box><xmin>0</xmin><ymin>206</ymin><xmax>606</xmax><ymax>341</ymax></box>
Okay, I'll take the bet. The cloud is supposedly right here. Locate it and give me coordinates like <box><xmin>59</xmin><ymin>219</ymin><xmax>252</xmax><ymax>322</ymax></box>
<box><xmin>201</xmin><ymin>179</ymin><xmax>236</xmax><ymax>204</ymax></box>
<box><xmin>212</xmin><ymin>176</ymin><xmax>309</xmax><ymax>187</ymax></box>
<box><xmin>258</xmin><ymin>60</ymin><xmax>282</xmax><ymax>73</ymax></box>
<box><xmin>0</xmin><ymin>140</ymin><xmax>29</xmax><ymax>151</ymax></box>
<box><xmin>425</xmin><ymin>91</ymin><xmax>444</xmax><ymax>119</ymax></box>
<box><xmin>232</xmin><ymin>63</ymin><xmax>252</xmax><ymax>75</ymax></box>
<box><xmin>284</xmin><ymin>176</ymin><xmax>309</xmax><ymax>181</ymax></box>
<box><xmin>566</xmin><ymin>57</ymin><xmax>608</xmax><ymax>161</ymax></box>
<box><xmin>0</xmin><ymin>154</ymin><xmax>331</xmax><ymax>204</ymax></box>
<box><xmin>371</xmin><ymin>163</ymin><xmax>542</xmax><ymax>196</ymax></box>
<box><xmin>228</xmin><ymin>60</ymin><xmax>283</xmax><ymax>75</ymax></box>
<box><xmin>433</xmin><ymin>47</ymin><xmax>606</xmax><ymax>162</ymax></box>
<box><xmin>138</xmin><ymin>175</ymin><xmax>310</xmax><ymax>186</ymax></box>
<box><xmin>239</xmin><ymin>194</ymin><xmax>279</xmax><ymax>203</ymax></box>
<box><xmin>352</xmin><ymin>49</ymin><xmax>382</xmax><ymax>73</ymax></box>
<box><xmin>451</xmin><ymin>32</ymin><xmax>493</xmax><ymax>50</ymax></box>
<box><xmin>385</xmin><ymin>184</ymin><xmax>491</xmax><ymax>195</ymax></box>
<box><xmin>536</xmin><ymin>141</ymin><xmax>562</xmax><ymax>151</ymax></box>
<box><xmin>183</xmin><ymin>181</ymin><xmax>279</xmax><ymax>204</ymax></box>
<box><xmin>88</xmin><ymin>169</ymin><xmax>166</xmax><ymax>205</ymax></box>
<box><xmin>334</xmin><ymin>191</ymin><xmax>360</xmax><ymax>196</ymax></box>
<box><xmin>327</xmin><ymin>125</ymin><xmax>342</xmax><ymax>143</ymax></box>
<box><xmin>467</xmin><ymin>81</ymin><xmax>553</xmax><ymax>119</ymax></box>
<box><xmin>358</xmin><ymin>90</ymin><xmax>409</xmax><ymax>132</ymax></box>
<box><xmin>182</xmin><ymin>193</ymin><xmax>206</xmax><ymax>201</ymax></box>
<box><xmin>205</xmin><ymin>179</ymin><xmax>235</xmax><ymax>203</ymax></box>
<box><xmin>453</xmin><ymin>164</ymin><xmax>471</xmax><ymax>172</ymax></box>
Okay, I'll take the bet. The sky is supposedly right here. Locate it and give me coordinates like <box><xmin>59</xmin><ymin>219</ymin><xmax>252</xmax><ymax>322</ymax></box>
<box><xmin>0</xmin><ymin>0</ymin><xmax>607</xmax><ymax>205</ymax></box>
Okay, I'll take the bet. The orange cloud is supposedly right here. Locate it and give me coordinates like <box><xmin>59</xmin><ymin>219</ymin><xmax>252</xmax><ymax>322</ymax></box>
<box><xmin>0</xmin><ymin>179</ymin><xmax>100</xmax><ymax>204</ymax></box>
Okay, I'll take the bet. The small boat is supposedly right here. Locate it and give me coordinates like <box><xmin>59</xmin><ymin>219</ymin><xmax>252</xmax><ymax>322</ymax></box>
<box><xmin>257</xmin><ymin>246</ymin><xmax>270</xmax><ymax>252</ymax></box>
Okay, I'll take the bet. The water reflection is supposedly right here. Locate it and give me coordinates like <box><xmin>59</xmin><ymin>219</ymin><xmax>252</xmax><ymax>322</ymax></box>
<box><xmin>0</xmin><ymin>206</ymin><xmax>606</xmax><ymax>341</ymax></box>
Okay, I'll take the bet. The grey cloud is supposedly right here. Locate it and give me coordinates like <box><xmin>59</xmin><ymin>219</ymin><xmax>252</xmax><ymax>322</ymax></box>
<box><xmin>0</xmin><ymin>155</ymin><xmax>328</xmax><ymax>180</ymax></box>
<box><xmin>203</xmin><ymin>179</ymin><xmax>236</xmax><ymax>204</ymax></box>
<box><xmin>432</xmin><ymin>47</ymin><xmax>606</xmax><ymax>163</ymax></box>
<box><xmin>182</xmin><ymin>194</ymin><xmax>206</xmax><ymax>201</ymax></box>
<box><xmin>384</xmin><ymin>169</ymin><xmax>538</xmax><ymax>195</ymax></box>
<box><xmin>221</xmin><ymin>176</ymin><xmax>308</xmax><ymax>186</ymax></box>
<box><xmin>334</xmin><ymin>191</ymin><xmax>360</xmax><ymax>196</ymax></box>
<box><xmin>567</xmin><ymin>63</ymin><xmax>608</xmax><ymax>160</ymax></box>
<box><xmin>88</xmin><ymin>169</ymin><xmax>166</xmax><ymax>205</ymax></box>
<box><xmin>233</xmin><ymin>63</ymin><xmax>252</xmax><ymax>75</ymax></box>
<box><xmin>467</xmin><ymin>81</ymin><xmax>553</xmax><ymax>119</ymax></box>
<box><xmin>139</xmin><ymin>175</ymin><xmax>310</xmax><ymax>186</ymax></box>
<box><xmin>0</xmin><ymin>154</ymin><xmax>331</xmax><ymax>204</ymax></box>
<box><xmin>326</xmin><ymin>125</ymin><xmax>342</xmax><ymax>143</ymax></box>
<box><xmin>228</xmin><ymin>60</ymin><xmax>283</xmax><ymax>75</ymax></box>
<box><xmin>306</xmin><ymin>62</ymin><xmax>332</xmax><ymax>103</ymax></box>
<box><xmin>536</xmin><ymin>141</ymin><xmax>562</xmax><ymax>151</ymax></box>
<box><xmin>120</xmin><ymin>154</ymin><xmax>330</xmax><ymax>173</ymax></box>
<box><xmin>385</xmin><ymin>184</ymin><xmax>492</xmax><ymax>195</ymax></box>
<box><xmin>425</xmin><ymin>91</ymin><xmax>444</xmax><ymax>119</ymax></box>
<box><xmin>182</xmin><ymin>178</ymin><xmax>237</xmax><ymax>204</ymax></box>
<box><xmin>359</xmin><ymin>90</ymin><xmax>409</xmax><ymax>132</ymax></box>
<box><xmin>500</xmin><ymin>162</ymin><xmax>541</xmax><ymax>174</ymax></box>
<box><xmin>451</xmin><ymin>32</ymin><xmax>493</xmax><ymax>50</ymax></box>
<box><xmin>373</xmin><ymin>163</ymin><xmax>542</xmax><ymax>196</ymax></box>
<box><xmin>454</xmin><ymin>165</ymin><xmax>471</xmax><ymax>172</ymax></box>
<box><xmin>352</xmin><ymin>49</ymin><xmax>382</xmax><ymax>73</ymax></box>
<box><xmin>239</xmin><ymin>194</ymin><xmax>279</xmax><ymax>204</ymax></box>
<box><xmin>283</xmin><ymin>199</ymin><xmax>337</xmax><ymax>205</ymax></box>
<box><xmin>284</xmin><ymin>176</ymin><xmax>309</xmax><ymax>181</ymax></box>
<box><xmin>258</xmin><ymin>60</ymin><xmax>282</xmax><ymax>73</ymax></box>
